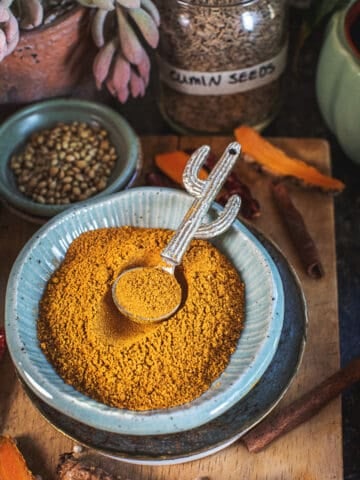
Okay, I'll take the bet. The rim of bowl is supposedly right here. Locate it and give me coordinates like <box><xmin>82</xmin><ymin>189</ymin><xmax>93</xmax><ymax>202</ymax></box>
<box><xmin>0</xmin><ymin>98</ymin><xmax>142</xmax><ymax>217</ymax></box>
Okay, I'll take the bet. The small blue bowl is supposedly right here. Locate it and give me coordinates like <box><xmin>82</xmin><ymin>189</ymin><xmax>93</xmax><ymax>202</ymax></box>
<box><xmin>0</xmin><ymin>99</ymin><xmax>142</xmax><ymax>218</ymax></box>
<box><xmin>6</xmin><ymin>187</ymin><xmax>284</xmax><ymax>436</ymax></box>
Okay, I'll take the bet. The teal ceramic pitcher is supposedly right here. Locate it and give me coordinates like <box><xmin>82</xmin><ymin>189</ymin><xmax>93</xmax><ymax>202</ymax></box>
<box><xmin>316</xmin><ymin>0</ymin><xmax>360</xmax><ymax>165</ymax></box>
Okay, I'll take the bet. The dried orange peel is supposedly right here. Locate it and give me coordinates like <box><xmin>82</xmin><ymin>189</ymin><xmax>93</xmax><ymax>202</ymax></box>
<box><xmin>154</xmin><ymin>150</ymin><xmax>208</xmax><ymax>187</ymax></box>
<box><xmin>0</xmin><ymin>436</ymin><xmax>36</xmax><ymax>480</ymax></box>
<box><xmin>234</xmin><ymin>125</ymin><xmax>345</xmax><ymax>194</ymax></box>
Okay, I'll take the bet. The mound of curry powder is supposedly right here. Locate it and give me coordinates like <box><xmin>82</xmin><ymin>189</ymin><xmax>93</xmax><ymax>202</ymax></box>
<box><xmin>38</xmin><ymin>227</ymin><xmax>245</xmax><ymax>411</ymax></box>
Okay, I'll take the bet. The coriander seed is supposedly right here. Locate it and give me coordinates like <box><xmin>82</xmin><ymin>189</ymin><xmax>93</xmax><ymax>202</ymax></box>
<box><xmin>10</xmin><ymin>121</ymin><xmax>118</xmax><ymax>206</ymax></box>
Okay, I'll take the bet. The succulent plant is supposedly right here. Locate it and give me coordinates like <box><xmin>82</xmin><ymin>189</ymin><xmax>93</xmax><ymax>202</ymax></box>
<box><xmin>0</xmin><ymin>0</ymin><xmax>160</xmax><ymax>102</ymax></box>
<box><xmin>0</xmin><ymin>0</ymin><xmax>20</xmax><ymax>61</ymax></box>
<box><xmin>78</xmin><ymin>0</ymin><xmax>160</xmax><ymax>103</ymax></box>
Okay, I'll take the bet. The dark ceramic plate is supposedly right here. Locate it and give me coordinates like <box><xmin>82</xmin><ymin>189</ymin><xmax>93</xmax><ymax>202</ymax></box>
<box><xmin>21</xmin><ymin>226</ymin><xmax>307</xmax><ymax>465</ymax></box>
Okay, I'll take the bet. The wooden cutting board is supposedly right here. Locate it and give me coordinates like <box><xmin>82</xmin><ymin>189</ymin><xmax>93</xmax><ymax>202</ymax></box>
<box><xmin>0</xmin><ymin>136</ymin><xmax>342</xmax><ymax>480</ymax></box>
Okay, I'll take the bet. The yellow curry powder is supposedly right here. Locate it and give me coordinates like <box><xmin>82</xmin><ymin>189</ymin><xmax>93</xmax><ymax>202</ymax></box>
<box><xmin>38</xmin><ymin>227</ymin><xmax>245</xmax><ymax>411</ymax></box>
<box><xmin>114</xmin><ymin>267</ymin><xmax>182</xmax><ymax>322</ymax></box>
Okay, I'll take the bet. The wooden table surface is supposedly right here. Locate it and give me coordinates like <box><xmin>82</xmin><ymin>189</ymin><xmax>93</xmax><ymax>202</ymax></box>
<box><xmin>0</xmin><ymin>136</ymin><xmax>342</xmax><ymax>480</ymax></box>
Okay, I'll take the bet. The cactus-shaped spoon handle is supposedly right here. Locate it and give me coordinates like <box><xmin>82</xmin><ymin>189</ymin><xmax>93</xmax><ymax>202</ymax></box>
<box><xmin>161</xmin><ymin>142</ymin><xmax>242</xmax><ymax>272</ymax></box>
<box><xmin>112</xmin><ymin>142</ymin><xmax>241</xmax><ymax>323</ymax></box>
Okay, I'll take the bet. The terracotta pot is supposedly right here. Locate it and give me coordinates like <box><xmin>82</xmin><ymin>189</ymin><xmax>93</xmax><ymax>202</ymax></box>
<box><xmin>0</xmin><ymin>6</ymin><xmax>96</xmax><ymax>104</ymax></box>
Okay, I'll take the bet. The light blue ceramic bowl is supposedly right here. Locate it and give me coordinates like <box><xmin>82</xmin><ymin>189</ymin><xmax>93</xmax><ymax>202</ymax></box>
<box><xmin>5</xmin><ymin>187</ymin><xmax>284</xmax><ymax>436</ymax></box>
<box><xmin>0</xmin><ymin>99</ymin><xmax>142</xmax><ymax>218</ymax></box>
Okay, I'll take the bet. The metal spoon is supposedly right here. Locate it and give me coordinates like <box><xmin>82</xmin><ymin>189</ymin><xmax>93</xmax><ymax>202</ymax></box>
<box><xmin>112</xmin><ymin>142</ymin><xmax>242</xmax><ymax>324</ymax></box>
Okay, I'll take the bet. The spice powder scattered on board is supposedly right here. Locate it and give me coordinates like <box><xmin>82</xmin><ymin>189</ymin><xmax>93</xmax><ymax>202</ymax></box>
<box><xmin>38</xmin><ymin>227</ymin><xmax>245</xmax><ymax>410</ymax></box>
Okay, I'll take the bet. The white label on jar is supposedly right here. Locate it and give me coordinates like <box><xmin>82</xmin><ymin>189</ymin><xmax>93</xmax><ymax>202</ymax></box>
<box><xmin>158</xmin><ymin>44</ymin><xmax>288</xmax><ymax>96</ymax></box>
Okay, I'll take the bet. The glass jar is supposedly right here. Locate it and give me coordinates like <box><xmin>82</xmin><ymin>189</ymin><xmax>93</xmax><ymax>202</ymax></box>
<box><xmin>155</xmin><ymin>0</ymin><xmax>288</xmax><ymax>134</ymax></box>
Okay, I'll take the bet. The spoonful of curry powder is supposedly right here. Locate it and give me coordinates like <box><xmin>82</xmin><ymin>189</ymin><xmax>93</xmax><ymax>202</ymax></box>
<box><xmin>112</xmin><ymin>142</ymin><xmax>241</xmax><ymax>323</ymax></box>
<box><xmin>113</xmin><ymin>266</ymin><xmax>182</xmax><ymax>323</ymax></box>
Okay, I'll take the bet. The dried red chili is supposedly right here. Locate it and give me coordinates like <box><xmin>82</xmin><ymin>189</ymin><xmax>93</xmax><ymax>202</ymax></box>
<box><xmin>0</xmin><ymin>328</ymin><xmax>6</xmax><ymax>362</ymax></box>
<box><xmin>148</xmin><ymin>148</ymin><xmax>260</xmax><ymax>220</ymax></box>
<box><xmin>202</xmin><ymin>151</ymin><xmax>261</xmax><ymax>220</ymax></box>
<box><xmin>145</xmin><ymin>171</ymin><xmax>178</xmax><ymax>189</ymax></box>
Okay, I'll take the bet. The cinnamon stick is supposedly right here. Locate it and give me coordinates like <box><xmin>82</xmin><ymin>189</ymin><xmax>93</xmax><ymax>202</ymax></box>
<box><xmin>271</xmin><ymin>181</ymin><xmax>324</xmax><ymax>279</ymax></box>
<box><xmin>242</xmin><ymin>357</ymin><xmax>360</xmax><ymax>453</ymax></box>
